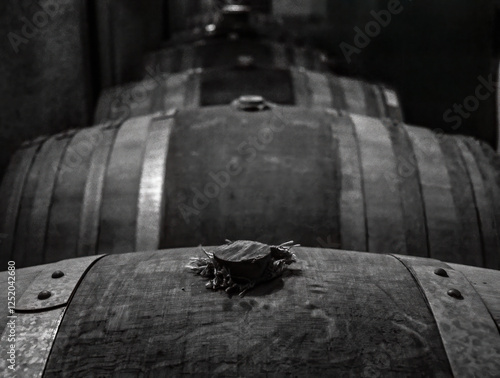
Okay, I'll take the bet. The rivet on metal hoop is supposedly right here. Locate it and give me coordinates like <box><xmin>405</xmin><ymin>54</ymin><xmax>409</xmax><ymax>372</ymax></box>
<box><xmin>38</xmin><ymin>290</ymin><xmax>52</xmax><ymax>300</ymax></box>
<box><xmin>52</xmin><ymin>270</ymin><xmax>64</xmax><ymax>279</ymax></box>
<box><xmin>447</xmin><ymin>289</ymin><xmax>463</xmax><ymax>300</ymax></box>
<box><xmin>434</xmin><ymin>268</ymin><xmax>448</xmax><ymax>277</ymax></box>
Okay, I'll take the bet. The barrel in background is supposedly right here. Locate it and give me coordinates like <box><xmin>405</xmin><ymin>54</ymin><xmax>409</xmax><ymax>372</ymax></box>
<box><xmin>144</xmin><ymin>38</ymin><xmax>328</xmax><ymax>75</ymax></box>
<box><xmin>167</xmin><ymin>0</ymin><xmax>273</xmax><ymax>36</ymax></box>
<box><xmin>94</xmin><ymin>68</ymin><xmax>403</xmax><ymax>124</ymax></box>
<box><xmin>1</xmin><ymin>106</ymin><xmax>498</xmax><ymax>269</ymax></box>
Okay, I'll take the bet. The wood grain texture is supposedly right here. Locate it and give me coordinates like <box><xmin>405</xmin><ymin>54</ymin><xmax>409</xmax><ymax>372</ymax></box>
<box><xmin>478</xmin><ymin>140</ymin><xmax>500</xmax><ymax>241</ymax></box>
<box><xmin>183</xmin><ymin>70</ymin><xmax>201</xmax><ymax>109</ymax></box>
<box><xmin>406</xmin><ymin>126</ymin><xmax>461</xmax><ymax>263</ymax></box>
<box><xmin>463</xmin><ymin>138</ymin><xmax>500</xmax><ymax>266</ymax></box>
<box><xmin>383</xmin><ymin>120</ymin><xmax>428</xmax><ymax>256</ymax></box>
<box><xmin>455</xmin><ymin>137</ymin><xmax>500</xmax><ymax>269</ymax></box>
<box><xmin>330</xmin><ymin>111</ymin><xmax>367</xmax><ymax>252</ymax></box>
<box><xmin>77</xmin><ymin>126</ymin><xmax>118</xmax><ymax>257</ymax></box>
<box><xmin>339</xmin><ymin>77</ymin><xmax>368</xmax><ymax>117</ymax></box>
<box><xmin>0</xmin><ymin>141</ymin><xmax>42</xmax><ymax>267</ymax></box>
<box><xmin>305</xmin><ymin>71</ymin><xmax>332</xmax><ymax>108</ymax></box>
<box><xmin>163</xmin><ymin>72</ymin><xmax>190</xmax><ymax>110</ymax></box>
<box><xmin>438</xmin><ymin>136</ymin><xmax>483</xmax><ymax>267</ymax></box>
<box><xmin>164</xmin><ymin>107</ymin><xmax>338</xmax><ymax>248</ymax></box>
<box><xmin>13</xmin><ymin>137</ymin><xmax>57</xmax><ymax>267</ymax></box>
<box><xmin>361</xmin><ymin>82</ymin><xmax>382</xmax><ymax>118</ymax></box>
<box><xmin>46</xmin><ymin>129</ymin><xmax>100</xmax><ymax>263</ymax></box>
<box><xmin>328</xmin><ymin>75</ymin><xmax>348</xmax><ymax>112</ymax></box>
<box><xmin>98</xmin><ymin>116</ymin><xmax>151</xmax><ymax>254</ymax></box>
<box><xmin>290</xmin><ymin>68</ymin><xmax>311</xmax><ymax>107</ymax></box>
<box><xmin>352</xmin><ymin>115</ymin><xmax>407</xmax><ymax>254</ymax></box>
<box><xmin>26</xmin><ymin>134</ymin><xmax>73</xmax><ymax>267</ymax></box>
<box><xmin>44</xmin><ymin>247</ymin><xmax>451</xmax><ymax>376</ymax></box>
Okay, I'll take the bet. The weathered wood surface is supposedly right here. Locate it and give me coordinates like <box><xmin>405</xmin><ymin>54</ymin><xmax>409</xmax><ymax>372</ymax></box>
<box><xmin>2</xmin><ymin>106</ymin><xmax>499</xmax><ymax>268</ymax></box>
<box><xmin>383</xmin><ymin>119</ymin><xmax>428</xmax><ymax>257</ymax></box>
<box><xmin>352</xmin><ymin>115</ymin><xmax>407</xmax><ymax>254</ymax></box>
<box><xmin>43</xmin><ymin>247</ymin><xmax>452</xmax><ymax>376</ymax></box>
<box><xmin>0</xmin><ymin>139</ymin><xmax>44</xmax><ymax>270</ymax></box>
<box><xmin>94</xmin><ymin>68</ymin><xmax>403</xmax><ymax>124</ymax></box>
<box><xmin>405</xmin><ymin>126</ymin><xmax>461</xmax><ymax>262</ymax></box>
<box><xmin>439</xmin><ymin>136</ymin><xmax>483</xmax><ymax>267</ymax></box>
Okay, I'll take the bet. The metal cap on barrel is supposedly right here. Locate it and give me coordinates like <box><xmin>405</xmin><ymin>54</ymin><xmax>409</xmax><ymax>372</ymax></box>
<box><xmin>220</xmin><ymin>4</ymin><xmax>251</xmax><ymax>28</ymax></box>
<box><xmin>237</xmin><ymin>55</ymin><xmax>255</xmax><ymax>68</ymax></box>
<box><xmin>234</xmin><ymin>95</ymin><xmax>268</xmax><ymax>111</ymax></box>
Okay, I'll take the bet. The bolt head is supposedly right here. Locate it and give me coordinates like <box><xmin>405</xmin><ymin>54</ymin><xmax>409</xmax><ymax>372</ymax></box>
<box><xmin>434</xmin><ymin>268</ymin><xmax>448</xmax><ymax>277</ymax></box>
<box><xmin>38</xmin><ymin>290</ymin><xmax>52</xmax><ymax>300</ymax></box>
<box><xmin>236</xmin><ymin>95</ymin><xmax>267</xmax><ymax>111</ymax></box>
<box><xmin>447</xmin><ymin>288</ymin><xmax>463</xmax><ymax>300</ymax></box>
<box><xmin>52</xmin><ymin>270</ymin><xmax>64</xmax><ymax>279</ymax></box>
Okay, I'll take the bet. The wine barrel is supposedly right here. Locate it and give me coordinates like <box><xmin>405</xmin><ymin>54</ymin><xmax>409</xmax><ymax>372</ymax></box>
<box><xmin>497</xmin><ymin>60</ymin><xmax>500</xmax><ymax>151</ymax></box>
<box><xmin>143</xmin><ymin>38</ymin><xmax>328</xmax><ymax>75</ymax></box>
<box><xmin>94</xmin><ymin>67</ymin><xmax>403</xmax><ymax>124</ymax></box>
<box><xmin>167</xmin><ymin>0</ymin><xmax>272</xmax><ymax>35</ymax></box>
<box><xmin>1</xmin><ymin>246</ymin><xmax>500</xmax><ymax>376</ymax></box>
<box><xmin>1</xmin><ymin>105</ymin><xmax>499</xmax><ymax>269</ymax></box>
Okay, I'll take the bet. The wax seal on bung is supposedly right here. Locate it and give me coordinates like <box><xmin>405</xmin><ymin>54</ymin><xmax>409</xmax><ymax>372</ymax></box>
<box><xmin>187</xmin><ymin>240</ymin><xmax>298</xmax><ymax>296</ymax></box>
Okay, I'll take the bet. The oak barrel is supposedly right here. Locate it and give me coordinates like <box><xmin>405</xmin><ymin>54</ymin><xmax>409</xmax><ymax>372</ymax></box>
<box><xmin>94</xmin><ymin>67</ymin><xmax>403</xmax><ymax>124</ymax></box>
<box><xmin>497</xmin><ymin>60</ymin><xmax>500</xmax><ymax>151</ymax></box>
<box><xmin>167</xmin><ymin>0</ymin><xmax>272</xmax><ymax>36</ymax></box>
<box><xmin>1</xmin><ymin>247</ymin><xmax>500</xmax><ymax>376</ymax></box>
<box><xmin>1</xmin><ymin>105</ymin><xmax>499</xmax><ymax>269</ymax></box>
<box><xmin>143</xmin><ymin>38</ymin><xmax>328</xmax><ymax>75</ymax></box>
